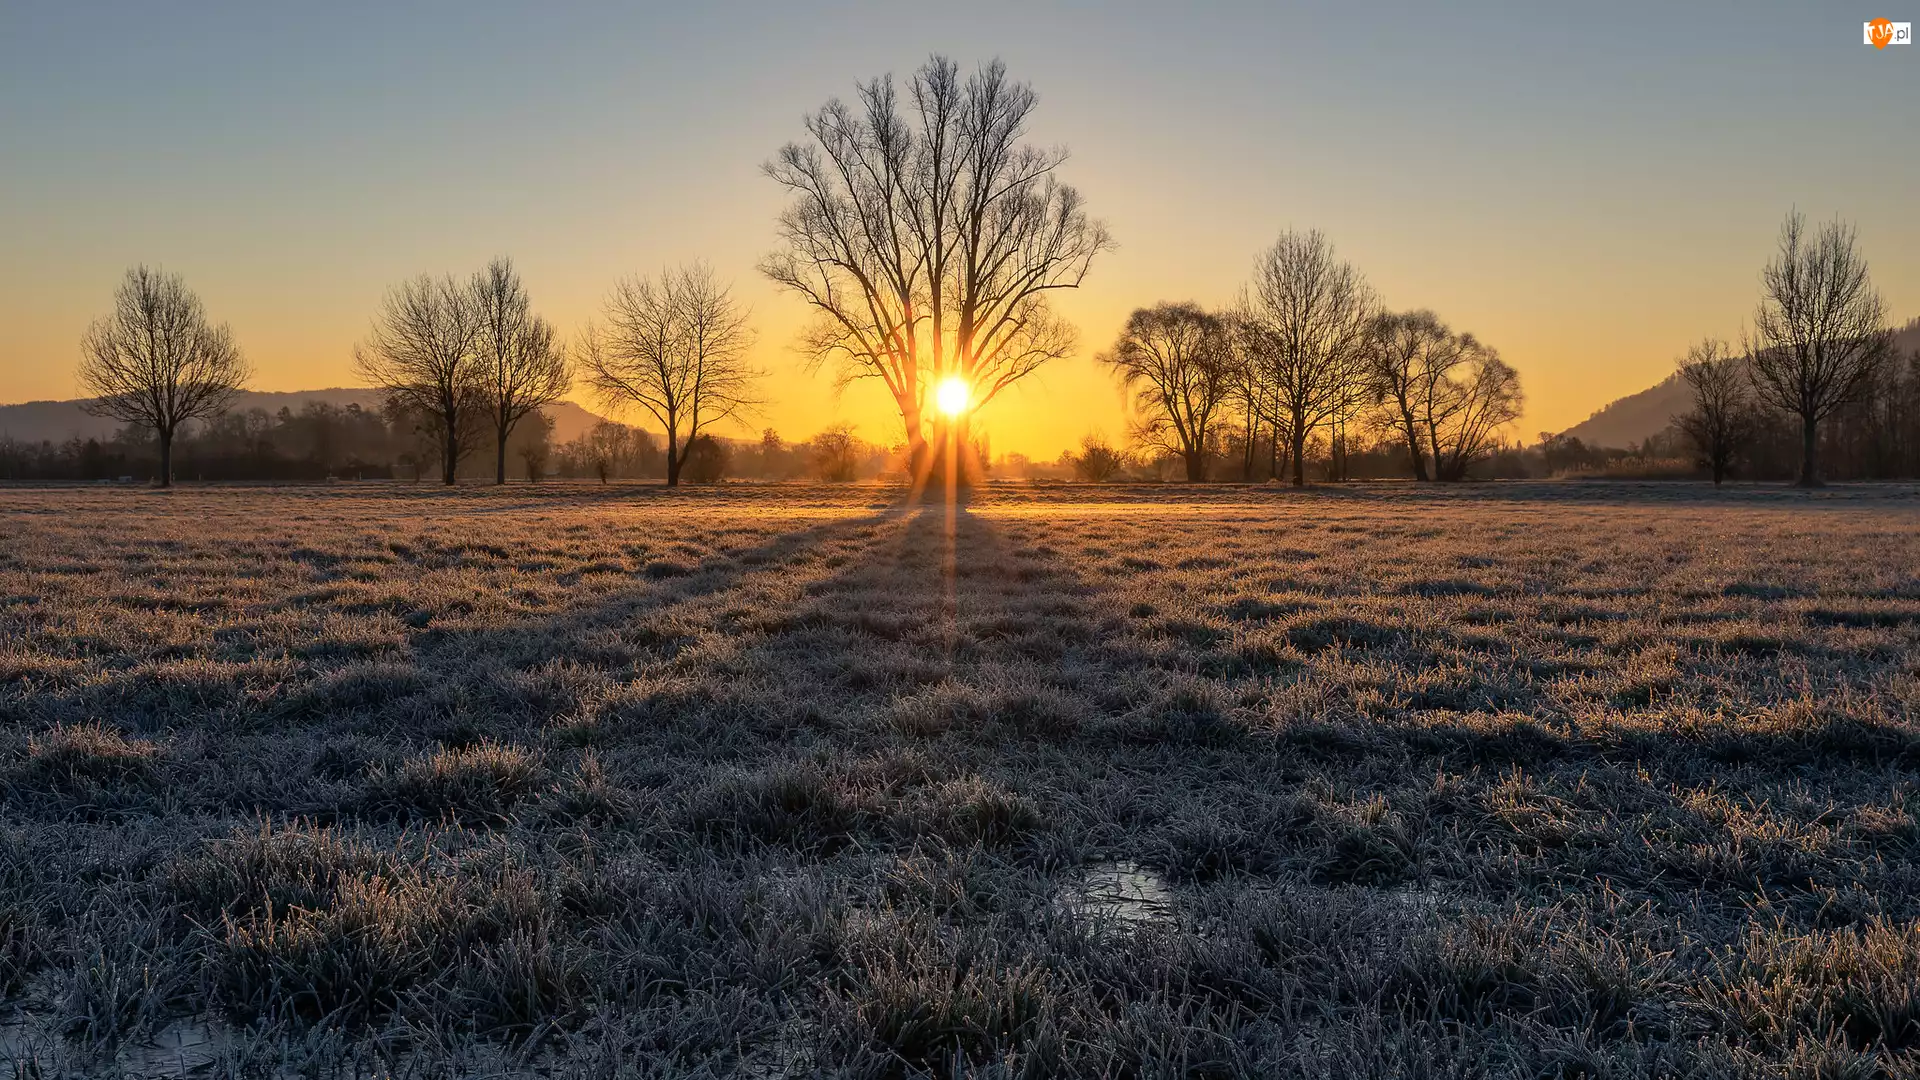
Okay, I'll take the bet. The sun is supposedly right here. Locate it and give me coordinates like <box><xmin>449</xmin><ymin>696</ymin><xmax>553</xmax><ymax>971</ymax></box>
<box><xmin>935</xmin><ymin>375</ymin><xmax>971</xmax><ymax>417</ymax></box>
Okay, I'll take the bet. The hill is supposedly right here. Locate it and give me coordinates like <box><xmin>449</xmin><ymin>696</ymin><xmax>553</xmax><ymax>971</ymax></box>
<box><xmin>1557</xmin><ymin>372</ymin><xmax>1691</xmax><ymax>450</ymax></box>
<box><xmin>0</xmin><ymin>389</ymin><xmax>619</xmax><ymax>446</ymax></box>
<box><xmin>1559</xmin><ymin>320</ymin><xmax>1920</xmax><ymax>449</ymax></box>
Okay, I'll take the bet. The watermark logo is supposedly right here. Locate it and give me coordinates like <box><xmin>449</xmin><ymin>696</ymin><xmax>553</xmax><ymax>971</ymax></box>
<box><xmin>1865</xmin><ymin>18</ymin><xmax>1911</xmax><ymax>47</ymax></box>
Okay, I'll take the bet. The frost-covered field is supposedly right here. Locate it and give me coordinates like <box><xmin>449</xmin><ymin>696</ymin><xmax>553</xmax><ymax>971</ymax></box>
<box><xmin>1</xmin><ymin>482</ymin><xmax>1918</xmax><ymax>1078</ymax></box>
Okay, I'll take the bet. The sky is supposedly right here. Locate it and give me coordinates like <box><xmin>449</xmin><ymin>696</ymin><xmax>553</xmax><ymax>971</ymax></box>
<box><xmin>2</xmin><ymin>1</ymin><xmax>1915</xmax><ymax>459</ymax></box>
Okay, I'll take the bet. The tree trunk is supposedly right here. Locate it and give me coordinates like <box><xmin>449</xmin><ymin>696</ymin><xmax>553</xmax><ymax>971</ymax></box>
<box><xmin>158</xmin><ymin>430</ymin><xmax>173</xmax><ymax>488</ymax></box>
<box><xmin>903</xmin><ymin>403</ymin><xmax>930</xmax><ymax>491</ymax></box>
<box><xmin>1185</xmin><ymin>448</ymin><xmax>1205</xmax><ymax>483</ymax></box>
<box><xmin>1797</xmin><ymin>415</ymin><xmax>1819</xmax><ymax>487</ymax></box>
<box><xmin>442</xmin><ymin>413</ymin><xmax>459</xmax><ymax>485</ymax></box>
<box><xmin>945</xmin><ymin>415</ymin><xmax>965</xmax><ymax>492</ymax></box>
<box><xmin>665</xmin><ymin>432</ymin><xmax>682</xmax><ymax>487</ymax></box>
<box><xmin>495</xmin><ymin>428</ymin><xmax>509</xmax><ymax>485</ymax></box>
<box><xmin>1402</xmin><ymin>418</ymin><xmax>1429</xmax><ymax>481</ymax></box>
<box><xmin>916</xmin><ymin>415</ymin><xmax>977</xmax><ymax>494</ymax></box>
<box><xmin>1290</xmin><ymin>419</ymin><xmax>1307</xmax><ymax>487</ymax></box>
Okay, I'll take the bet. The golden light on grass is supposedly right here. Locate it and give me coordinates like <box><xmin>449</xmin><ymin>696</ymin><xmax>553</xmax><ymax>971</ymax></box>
<box><xmin>935</xmin><ymin>375</ymin><xmax>970</xmax><ymax>418</ymax></box>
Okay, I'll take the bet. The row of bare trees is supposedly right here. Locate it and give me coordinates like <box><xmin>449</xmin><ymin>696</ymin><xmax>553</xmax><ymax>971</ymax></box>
<box><xmin>79</xmin><ymin>56</ymin><xmax>1106</xmax><ymax>493</ymax></box>
<box><xmin>355</xmin><ymin>260</ymin><xmax>760</xmax><ymax>488</ymax></box>
<box><xmin>1674</xmin><ymin>211</ymin><xmax>1899</xmax><ymax>486</ymax></box>
<box><xmin>76</xmin><ymin>257</ymin><xmax>763</xmax><ymax>489</ymax></box>
<box><xmin>1100</xmin><ymin>232</ymin><xmax>1524</xmax><ymax>484</ymax></box>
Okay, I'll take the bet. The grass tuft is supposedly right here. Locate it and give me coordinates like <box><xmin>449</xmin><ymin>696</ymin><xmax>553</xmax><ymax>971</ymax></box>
<box><xmin>363</xmin><ymin>740</ymin><xmax>546</xmax><ymax>824</ymax></box>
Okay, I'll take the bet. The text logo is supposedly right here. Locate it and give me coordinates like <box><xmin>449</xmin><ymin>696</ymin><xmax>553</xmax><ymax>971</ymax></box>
<box><xmin>1865</xmin><ymin>18</ymin><xmax>1912</xmax><ymax>47</ymax></box>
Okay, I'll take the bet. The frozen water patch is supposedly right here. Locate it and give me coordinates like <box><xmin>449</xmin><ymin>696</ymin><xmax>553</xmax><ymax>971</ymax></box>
<box><xmin>1242</xmin><ymin>880</ymin><xmax>1468</xmax><ymax>921</ymax></box>
<box><xmin>0</xmin><ymin>1009</ymin><xmax>292</xmax><ymax>1080</ymax></box>
<box><xmin>0</xmin><ymin>1016</ymin><xmax>51</xmax><ymax>1073</ymax></box>
<box><xmin>121</xmin><ymin>1019</ymin><xmax>223</xmax><ymax>1078</ymax></box>
<box><xmin>739</xmin><ymin>1018</ymin><xmax>813</xmax><ymax>1079</ymax></box>
<box><xmin>1058</xmin><ymin>860</ymin><xmax>1177</xmax><ymax>928</ymax></box>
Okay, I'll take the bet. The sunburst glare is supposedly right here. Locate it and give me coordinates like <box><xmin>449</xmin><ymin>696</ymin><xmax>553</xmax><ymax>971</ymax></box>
<box><xmin>935</xmin><ymin>375</ymin><xmax>970</xmax><ymax>417</ymax></box>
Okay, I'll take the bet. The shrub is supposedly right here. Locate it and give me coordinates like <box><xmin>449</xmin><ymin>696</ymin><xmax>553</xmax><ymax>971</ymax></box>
<box><xmin>682</xmin><ymin>435</ymin><xmax>730</xmax><ymax>484</ymax></box>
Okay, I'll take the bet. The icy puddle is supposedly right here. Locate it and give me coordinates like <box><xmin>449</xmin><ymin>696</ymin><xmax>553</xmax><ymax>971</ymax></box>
<box><xmin>1057</xmin><ymin>860</ymin><xmax>1178</xmax><ymax>928</ymax></box>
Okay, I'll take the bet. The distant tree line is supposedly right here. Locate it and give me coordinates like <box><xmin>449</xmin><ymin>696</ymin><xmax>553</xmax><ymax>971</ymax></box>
<box><xmin>0</xmin><ymin>403</ymin><xmax>915</xmax><ymax>486</ymax></box>
<box><xmin>0</xmin><ymin>400</ymin><xmax>548</xmax><ymax>483</ymax></box>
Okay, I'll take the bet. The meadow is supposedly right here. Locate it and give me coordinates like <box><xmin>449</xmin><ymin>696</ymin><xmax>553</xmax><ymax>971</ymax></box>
<box><xmin>1</xmin><ymin>481</ymin><xmax>1917</xmax><ymax>1078</ymax></box>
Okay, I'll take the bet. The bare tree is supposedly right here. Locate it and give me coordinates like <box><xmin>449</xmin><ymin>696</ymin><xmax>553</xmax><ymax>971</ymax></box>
<box><xmin>1068</xmin><ymin>434</ymin><xmax>1129</xmax><ymax>483</ymax></box>
<box><xmin>1746</xmin><ymin>211</ymin><xmax>1894</xmax><ymax>486</ymax></box>
<box><xmin>472</xmin><ymin>257</ymin><xmax>571</xmax><ymax>485</ymax></box>
<box><xmin>1240</xmin><ymin>231</ymin><xmax>1377</xmax><ymax>486</ymax></box>
<box><xmin>763</xmin><ymin>55</ymin><xmax>1113</xmax><ymax>489</ymax></box>
<box><xmin>811</xmin><ymin>424</ymin><xmax>861</xmax><ymax>482</ymax></box>
<box><xmin>1228</xmin><ymin>357</ymin><xmax>1263</xmax><ymax>480</ymax></box>
<box><xmin>1363</xmin><ymin>310</ymin><xmax>1464</xmax><ymax>482</ymax></box>
<box><xmin>1429</xmin><ymin>343</ymin><xmax>1523</xmax><ymax>481</ymax></box>
<box><xmin>1100</xmin><ymin>303</ymin><xmax>1233</xmax><ymax>482</ymax></box>
<box><xmin>582</xmin><ymin>263</ymin><xmax>759</xmax><ymax>487</ymax></box>
<box><xmin>1673</xmin><ymin>339</ymin><xmax>1756</xmax><ymax>485</ymax></box>
<box><xmin>569</xmin><ymin>420</ymin><xmax>646</xmax><ymax>483</ymax></box>
<box><xmin>355</xmin><ymin>274</ymin><xmax>484</xmax><ymax>485</ymax></box>
<box><xmin>1363</xmin><ymin>308</ymin><xmax>1521</xmax><ymax>483</ymax></box>
<box><xmin>1220</xmin><ymin>315</ymin><xmax>1286</xmax><ymax>481</ymax></box>
<box><xmin>77</xmin><ymin>266</ymin><xmax>250</xmax><ymax>487</ymax></box>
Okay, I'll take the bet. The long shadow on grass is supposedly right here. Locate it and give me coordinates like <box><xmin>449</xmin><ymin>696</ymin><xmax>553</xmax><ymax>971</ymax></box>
<box><xmin>13</xmin><ymin>507</ymin><xmax>907</xmax><ymax>737</ymax></box>
<box><xmin>672</xmin><ymin>505</ymin><xmax>1301</xmax><ymax>863</ymax></box>
<box><xmin>684</xmin><ymin>503</ymin><xmax>1920</xmax><ymax>912</ymax></box>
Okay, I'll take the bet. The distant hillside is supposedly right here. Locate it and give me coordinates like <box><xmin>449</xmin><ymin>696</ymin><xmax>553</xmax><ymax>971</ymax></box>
<box><xmin>1559</xmin><ymin>320</ymin><xmax>1920</xmax><ymax>449</ymax></box>
<box><xmin>1557</xmin><ymin>373</ymin><xmax>1692</xmax><ymax>450</ymax></box>
<box><xmin>0</xmin><ymin>388</ymin><xmax>620</xmax><ymax>446</ymax></box>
